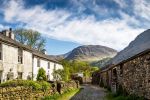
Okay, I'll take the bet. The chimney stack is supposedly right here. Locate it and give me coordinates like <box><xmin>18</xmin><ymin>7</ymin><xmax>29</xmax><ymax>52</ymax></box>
<box><xmin>9</xmin><ymin>28</ymin><xmax>15</xmax><ymax>40</ymax></box>
<box><xmin>42</xmin><ymin>49</ymin><xmax>47</xmax><ymax>55</ymax></box>
<box><xmin>0</xmin><ymin>28</ymin><xmax>15</xmax><ymax>40</ymax></box>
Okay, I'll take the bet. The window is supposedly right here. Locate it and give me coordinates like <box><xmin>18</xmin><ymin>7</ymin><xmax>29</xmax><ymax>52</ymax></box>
<box><xmin>0</xmin><ymin>43</ymin><xmax>2</xmax><ymax>60</ymax></box>
<box><xmin>37</xmin><ymin>58</ymin><xmax>40</xmax><ymax>67</ymax></box>
<box><xmin>48</xmin><ymin>62</ymin><xmax>50</xmax><ymax>69</ymax></box>
<box><xmin>113</xmin><ymin>68</ymin><xmax>117</xmax><ymax>77</ymax></box>
<box><xmin>18</xmin><ymin>48</ymin><xmax>23</xmax><ymax>64</ymax></box>
<box><xmin>120</xmin><ymin>64</ymin><xmax>123</xmax><ymax>75</ymax></box>
<box><xmin>54</xmin><ymin>63</ymin><xmax>56</xmax><ymax>71</ymax></box>
<box><xmin>47</xmin><ymin>74</ymin><xmax>50</xmax><ymax>81</ymax></box>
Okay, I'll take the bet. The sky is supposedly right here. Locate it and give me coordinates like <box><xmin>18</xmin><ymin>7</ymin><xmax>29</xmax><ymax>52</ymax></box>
<box><xmin>0</xmin><ymin>0</ymin><xmax>149</xmax><ymax>55</ymax></box>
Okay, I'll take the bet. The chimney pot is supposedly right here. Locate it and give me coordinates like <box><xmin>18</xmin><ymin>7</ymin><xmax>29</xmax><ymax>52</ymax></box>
<box><xmin>9</xmin><ymin>28</ymin><xmax>12</xmax><ymax>32</ymax></box>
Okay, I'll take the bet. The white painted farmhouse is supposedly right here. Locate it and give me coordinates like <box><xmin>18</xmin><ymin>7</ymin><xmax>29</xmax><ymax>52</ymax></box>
<box><xmin>0</xmin><ymin>28</ymin><xmax>63</xmax><ymax>83</ymax></box>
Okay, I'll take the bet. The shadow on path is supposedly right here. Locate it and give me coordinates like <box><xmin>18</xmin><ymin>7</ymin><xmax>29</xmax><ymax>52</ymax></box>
<box><xmin>70</xmin><ymin>84</ymin><xmax>107</xmax><ymax>100</ymax></box>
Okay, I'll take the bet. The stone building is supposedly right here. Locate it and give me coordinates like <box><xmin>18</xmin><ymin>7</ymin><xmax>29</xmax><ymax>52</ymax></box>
<box><xmin>0</xmin><ymin>28</ymin><xmax>63</xmax><ymax>83</ymax></box>
<box><xmin>98</xmin><ymin>29</ymin><xmax>150</xmax><ymax>99</ymax></box>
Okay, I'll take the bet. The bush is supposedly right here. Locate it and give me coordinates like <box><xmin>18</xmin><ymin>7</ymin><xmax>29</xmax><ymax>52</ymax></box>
<box><xmin>126</xmin><ymin>94</ymin><xmax>145</xmax><ymax>100</ymax></box>
<box><xmin>116</xmin><ymin>84</ymin><xmax>124</xmax><ymax>96</ymax></box>
<box><xmin>99</xmin><ymin>80</ymin><xmax>104</xmax><ymax>87</ymax></box>
<box><xmin>107</xmin><ymin>85</ymin><xmax>111</xmax><ymax>91</ymax></box>
<box><xmin>28</xmin><ymin>81</ymin><xmax>42</xmax><ymax>90</ymax></box>
<box><xmin>106</xmin><ymin>92</ymin><xmax>146</xmax><ymax>100</ymax></box>
<box><xmin>0</xmin><ymin>80</ymin><xmax>51</xmax><ymax>91</ymax></box>
<box><xmin>38</xmin><ymin>81</ymin><xmax>51</xmax><ymax>91</ymax></box>
<box><xmin>37</xmin><ymin>68</ymin><xmax>47</xmax><ymax>81</ymax></box>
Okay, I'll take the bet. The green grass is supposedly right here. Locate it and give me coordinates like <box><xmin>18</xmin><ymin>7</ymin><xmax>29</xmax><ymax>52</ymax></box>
<box><xmin>43</xmin><ymin>88</ymin><xmax>80</xmax><ymax>100</ymax></box>
<box><xmin>57</xmin><ymin>88</ymin><xmax>80</xmax><ymax>100</ymax></box>
<box><xmin>105</xmin><ymin>92</ymin><xmax>145</xmax><ymax>100</ymax></box>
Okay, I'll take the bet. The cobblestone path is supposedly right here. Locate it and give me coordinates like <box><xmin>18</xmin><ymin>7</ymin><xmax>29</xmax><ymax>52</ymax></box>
<box><xmin>70</xmin><ymin>84</ymin><xmax>107</xmax><ymax>100</ymax></box>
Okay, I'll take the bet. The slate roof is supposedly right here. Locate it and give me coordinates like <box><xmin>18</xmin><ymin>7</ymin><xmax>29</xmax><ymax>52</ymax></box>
<box><xmin>102</xmin><ymin>29</ymin><xmax>150</xmax><ymax>71</ymax></box>
<box><xmin>111</xmin><ymin>29</ymin><xmax>150</xmax><ymax>65</ymax></box>
<box><xmin>0</xmin><ymin>32</ymin><xmax>59</xmax><ymax>63</ymax></box>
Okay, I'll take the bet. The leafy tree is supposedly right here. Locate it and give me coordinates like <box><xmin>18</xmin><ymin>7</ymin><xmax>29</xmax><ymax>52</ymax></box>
<box><xmin>59</xmin><ymin>60</ymin><xmax>99</xmax><ymax>81</ymax></box>
<box><xmin>53</xmin><ymin>69</ymin><xmax>62</xmax><ymax>81</ymax></box>
<box><xmin>14</xmin><ymin>28</ymin><xmax>46</xmax><ymax>51</ymax></box>
<box><xmin>37</xmin><ymin>68</ymin><xmax>47</xmax><ymax>81</ymax></box>
<box><xmin>54</xmin><ymin>60</ymin><xmax>71</xmax><ymax>81</ymax></box>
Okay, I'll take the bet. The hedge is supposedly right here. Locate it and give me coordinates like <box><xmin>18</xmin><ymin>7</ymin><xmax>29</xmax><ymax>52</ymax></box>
<box><xmin>0</xmin><ymin>80</ymin><xmax>51</xmax><ymax>91</ymax></box>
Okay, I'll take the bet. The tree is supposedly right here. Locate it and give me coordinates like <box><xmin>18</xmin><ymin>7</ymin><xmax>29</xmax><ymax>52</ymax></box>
<box><xmin>14</xmin><ymin>28</ymin><xmax>46</xmax><ymax>51</ymax></box>
<box><xmin>37</xmin><ymin>68</ymin><xmax>47</xmax><ymax>81</ymax></box>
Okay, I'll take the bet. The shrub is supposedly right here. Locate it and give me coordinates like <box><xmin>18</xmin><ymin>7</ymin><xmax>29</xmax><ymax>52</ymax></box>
<box><xmin>106</xmin><ymin>92</ymin><xmax>146</xmax><ymax>100</ymax></box>
<box><xmin>99</xmin><ymin>80</ymin><xmax>104</xmax><ymax>87</ymax></box>
<box><xmin>126</xmin><ymin>94</ymin><xmax>145</xmax><ymax>100</ymax></box>
<box><xmin>38</xmin><ymin>81</ymin><xmax>51</xmax><ymax>91</ymax></box>
<box><xmin>107</xmin><ymin>85</ymin><xmax>111</xmax><ymax>91</ymax></box>
<box><xmin>28</xmin><ymin>81</ymin><xmax>42</xmax><ymax>90</ymax></box>
<box><xmin>116</xmin><ymin>84</ymin><xmax>124</xmax><ymax>96</ymax></box>
<box><xmin>37</xmin><ymin>68</ymin><xmax>47</xmax><ymax>81</ymax></box>
<box><xmin>0</xmin><ymin>80</ymin><xmax>51</xmax><ymax>91</ymax></box>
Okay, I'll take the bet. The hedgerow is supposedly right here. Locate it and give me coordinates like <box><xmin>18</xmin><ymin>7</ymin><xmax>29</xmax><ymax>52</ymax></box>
<box><xmin>0</xmin><ymin>80</ymin><xmax>51</xmax><ymax>91</ymax></box>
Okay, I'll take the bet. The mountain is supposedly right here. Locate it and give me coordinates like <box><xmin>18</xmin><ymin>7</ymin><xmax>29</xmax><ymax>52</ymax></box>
<box><xmin>112</xmin><ymin>29</ymin><xmax>150</xmax><ymax>64</ymax></box>
<box><xmin>90</xmin><ymin>57</ymin><xmax>112</xmax><ymax>67</ymax></box>
<box><xmin>65</xmin><ymin>45</ymin><xmax>117</xmax><ymax>62</ymax></box>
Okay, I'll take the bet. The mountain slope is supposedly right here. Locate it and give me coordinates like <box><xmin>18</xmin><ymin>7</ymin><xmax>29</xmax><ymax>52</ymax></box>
<box><xmin>90</xmin><ymin>57</ymin><xmax>112</xmax><ymax>67</ymax></box>
<box><xmin>112</xmin><ymin>29</ymin><xmax>150</xmax><ymax>64</ymax></box>
<box><xmin>65</xmin><ymin>45</ymin><xmax>117</xmax><ymax>62</ymax></box>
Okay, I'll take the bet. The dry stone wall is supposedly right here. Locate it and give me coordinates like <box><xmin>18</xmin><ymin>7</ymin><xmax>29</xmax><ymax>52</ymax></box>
<box><xmin>0</xmin><ymin>81</ymin><xmax>79</xmax><ymax>100</ymax></box>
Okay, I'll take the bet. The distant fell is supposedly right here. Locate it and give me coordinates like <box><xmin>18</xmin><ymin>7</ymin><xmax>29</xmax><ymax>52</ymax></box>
<box><xmin>65</xmin><ymin>45</ymin><xmax>117</xmax><ymax>62</ymax></box>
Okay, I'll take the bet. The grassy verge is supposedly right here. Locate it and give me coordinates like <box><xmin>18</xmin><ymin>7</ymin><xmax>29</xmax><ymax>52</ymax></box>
<box><xmin>43</xmin><ymin>88</ymin><xmax>81</xmax><ymax>100</ymax></box>
<box><xmin>105</xmin><ymin>92</ymin><xmax>145</xmax><ymax>100</ymax></box>
<box><xmin>57</xmin><ymin>88</ymin><xmax>80</xmax><ymax>100</ymax></box>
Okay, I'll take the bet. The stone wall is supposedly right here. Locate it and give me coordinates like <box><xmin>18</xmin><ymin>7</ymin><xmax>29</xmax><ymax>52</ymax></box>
<box><xmin>120</xmin><ymin>52</ymin><xmax>150</xmax><ymax>99</ymax></box>
<box><xmin>91</xmin><ymin>71</ymin><xmax>100</xmax><ymax>85</ymax></box>
<box><xmin>0</xmin><ymin>81</ymin><xmax>79</xmax><ymax>100</ymax></box>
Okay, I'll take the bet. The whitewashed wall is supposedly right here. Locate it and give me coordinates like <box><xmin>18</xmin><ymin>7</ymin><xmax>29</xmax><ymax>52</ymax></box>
<box><xmin>22</xmin><ymin>50</ymin><xmax>32</xmax><ymax>80</ymax></box>
<box><xmin>49</xmin><ymin>61</ymin><xmax>55</xmax><ymax>80</ymax></box>
<box><xmin>1</xmin><ymin>44</ymin><xmax>18</xmax><ymax>82</ymax></box>
<box><xmin>33</xmin><ymin>57</ymin><xmax>38</xmax><ymax>81</ymax></box>
<box><xmin>55</xmin><ymin>63</ymin><xmax>63</xmax><ymax>70</ymax></box>
<box><xmin>0</xmin><ymin>43</ymin><xmax>63</xmax><ymax>82</ymax></box>
<box><xmin>33</xmin><ymin>57</ymin><xmax>50</xmax><ymax>81</ymax></box>
<box><xmin>33</xmin><ymin>57</ymin><xmax>63</xmax><ymax>81</ymax></box>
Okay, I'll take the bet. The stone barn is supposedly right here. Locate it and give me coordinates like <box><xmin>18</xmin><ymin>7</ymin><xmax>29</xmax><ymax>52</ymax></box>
<box><xmin>91</xmin><ymin>70</ymin><xmax>101</xmax><ymax>85</ymax></box>
<box><xmin>99</xmin><ymin>29</ymin><xmax>150</xmax><ymax>99</ymax></box>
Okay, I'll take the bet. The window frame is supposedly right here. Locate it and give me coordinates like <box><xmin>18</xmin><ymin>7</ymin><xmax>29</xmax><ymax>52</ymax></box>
<box><xmin>18</xmin><ymin>48</ymin><xmax>23</xmax><ymax>64</ymax></box>
<box><xmin>0</xmin><ymin>43</ymin><xmax>2</xmax><ymax>60</ymax></box>
<box><xmin>120</xmin><ymin>64</ymin><xmax>123</xmax><ymax>76</ymax></box>
<box><xmin>48</xmin><ymin>62</ymin><xmax>50</xmax><ymax>69</ymax></box>
<box><xmin>18</xmin><ymin>72</ymin><xmax>23</xmax><ymax>79</ymax></box>
<box><xmin>37</xmin><ymin>58</ymin><xmax>40</xmax><ymax>67</ymax></box>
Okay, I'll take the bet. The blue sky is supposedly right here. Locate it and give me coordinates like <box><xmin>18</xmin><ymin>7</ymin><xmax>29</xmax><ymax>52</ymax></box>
<box><xmin>0</xmin><ymin>0</ymin><xmax>149</xmax><ymax>55</ymax></box>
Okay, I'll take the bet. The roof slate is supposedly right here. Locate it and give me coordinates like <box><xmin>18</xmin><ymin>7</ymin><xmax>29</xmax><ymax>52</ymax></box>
<box><xmin>0</xmin><ymin>33</ymin><xmax>59</xmax><ymax>63</ymax></box>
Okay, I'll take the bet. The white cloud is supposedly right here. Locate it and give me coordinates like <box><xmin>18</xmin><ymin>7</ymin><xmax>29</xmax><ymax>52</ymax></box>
<box><xmin>113</xmin><ymin>0</ymin><xmax>127</xmax><ymax>8</ymax></box>
<box><xmin>133</xmin><ymin>0</ymin><xmax>150</xmax><ymax>20</ymax></box>
<box><xmin>0</xmin><ymin>24</ymin><xmax>9</xmax><ymax>30</ymax></box>
<box><xmin>2</xmin><ymin>0</ymin><xmax>148</xmax><ymax>51</ymax></box>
